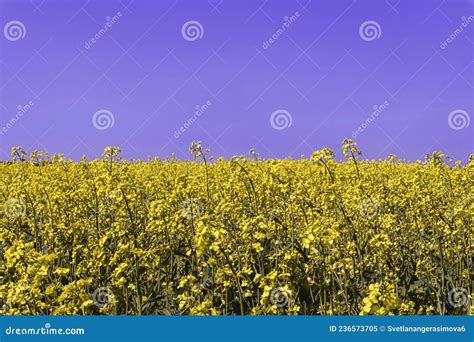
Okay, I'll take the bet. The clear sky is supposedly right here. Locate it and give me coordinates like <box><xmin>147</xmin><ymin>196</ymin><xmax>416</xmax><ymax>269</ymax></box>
<box><xmin>0</xmin><ymin>0</ymin><xmax>472</xmax><ymax>161</ymax></box>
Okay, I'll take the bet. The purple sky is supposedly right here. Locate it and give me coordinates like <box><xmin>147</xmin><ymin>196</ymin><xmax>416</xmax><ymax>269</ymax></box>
<box><xmin>0</xmin><ymin>0</ymin><xmax>472</xmax><ymax>161</ymax></box>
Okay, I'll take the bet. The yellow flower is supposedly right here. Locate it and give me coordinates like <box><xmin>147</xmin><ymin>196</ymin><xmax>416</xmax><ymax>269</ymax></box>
<box><xmin>0</xmin><ymin>144</ymin><xmax>470</xmax><ymax>315</ymax></box>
